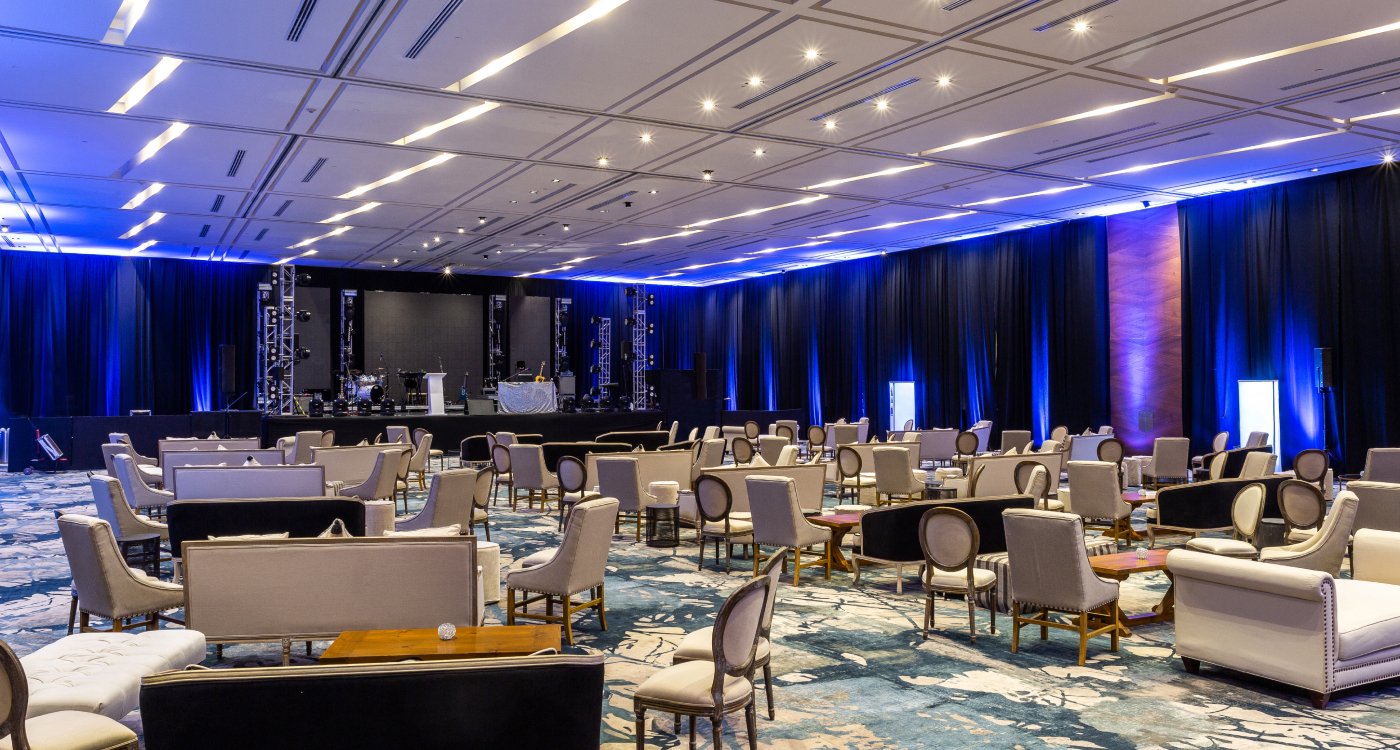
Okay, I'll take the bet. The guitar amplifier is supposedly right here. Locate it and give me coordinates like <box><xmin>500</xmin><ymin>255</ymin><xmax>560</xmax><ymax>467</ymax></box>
<box><xmin>466</xmin><ymin>398</ymin><xmax>497</xmax><ymax>416</ymax></box>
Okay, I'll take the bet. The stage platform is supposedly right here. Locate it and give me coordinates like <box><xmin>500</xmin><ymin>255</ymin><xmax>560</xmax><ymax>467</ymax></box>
<box><xmin>262</xmin><ymin>410</ymin><xmax>664</xmax><ymax>451</ymax></box>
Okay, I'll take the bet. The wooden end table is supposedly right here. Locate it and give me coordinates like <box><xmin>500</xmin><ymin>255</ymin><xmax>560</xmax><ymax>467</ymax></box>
<box><xmin>320</xmin><ymin>625</ymin><xmax>561</xmax><ymax>664</ymax></box>
<box><xmin>806</xmin><ymin>513</ymin><xmax>862</xmax><ymax>572</ymax></box>
<box><xmin>1088</xmin><ymin>548</ymin><xmax>1174</xmax><ymax>637</ymax></box>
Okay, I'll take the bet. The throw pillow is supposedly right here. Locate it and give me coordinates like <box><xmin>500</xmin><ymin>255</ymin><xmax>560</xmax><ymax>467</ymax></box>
<box><xmin>318</xmin><ymin>519</ymin><xmax>353</xmax><ymax>538</ymax></box>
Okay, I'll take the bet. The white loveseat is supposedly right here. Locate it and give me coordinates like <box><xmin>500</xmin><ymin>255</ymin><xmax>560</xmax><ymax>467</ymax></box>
<box><xmin>1168</xmin><ymin>528</ymin><xmax>1400</xmax><ymax>707</ymax></box>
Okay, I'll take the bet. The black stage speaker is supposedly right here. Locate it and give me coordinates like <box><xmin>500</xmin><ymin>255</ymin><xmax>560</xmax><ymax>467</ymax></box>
<box><xmin>693</xmin><ymin>352</ymin><xmax>708</xmax><ymax>399</ymax></box>
<box><xmin>1314</xmin><ymin>347</ymin><xmax>1334</xmax><ymax>389</ymax></box>
<box><xmin>308</xmin><ymin>398</ymin><xmax>324</xmax><ymax>417</ymax></box>
<box><xmin>332</xmin><ymin>397</ymin><xmax>349</xmax><ymax>417</ymax></box>
<box><xmin>380</xmin><ymin>398</ymin><xmax>396</xmax><ymax>416</ymax></box>
<box><xmin>219</xmin><ymin>344</ymin><xmax>237</xmax><ymax>394</ymax></box>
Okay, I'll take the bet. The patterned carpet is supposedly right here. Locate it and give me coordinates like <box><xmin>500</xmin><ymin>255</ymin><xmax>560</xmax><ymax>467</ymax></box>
<box><xmin>4</xmin><ymin>465</ymin><xmax>1400</xmax><ymax>749</ymax></box>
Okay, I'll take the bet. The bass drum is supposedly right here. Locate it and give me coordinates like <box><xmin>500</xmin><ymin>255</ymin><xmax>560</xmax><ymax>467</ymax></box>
<box><xmin>370</xmin><ymin>385</ymin><xmax>385</xmax><ymax>403</ymax></box>
<box><xmin>354</xmin><ymin>374</ymin><xmax>379</xmax><ymax>402</ymax></box>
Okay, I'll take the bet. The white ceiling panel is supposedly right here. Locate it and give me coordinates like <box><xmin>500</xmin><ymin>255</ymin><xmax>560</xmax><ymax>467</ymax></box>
<box><xmin>249</xmin><ymin>195</ymin><xmax>439</xmax><ymax>228</ymax></box>
<box><xmin>542</xmin><ymin>119</ymin><xmax>709</xmax><ymax>172</ymax></box>
<box><xmin>0</xmin><ymin>0</ymin><xmax>122</xmax><ymax>40</ymax></box>
<box><xmin>755</xmin><ymin>151</ymin><xmax>986</xmax><ymax>198</ymax></box>
<box><xmin>816</xmin><ymin>0</ymin><xmax>1027</xmax><ymax>36</ymax></box>
<box><xmin>968</xmin><ymin>0</ymin><xmax>1240</xmax><ymax>63</ymax></box>
<box><xmin>125</xmin><ymin>0</ymin><xmax>367</xmax><ymax>70</ymax></box>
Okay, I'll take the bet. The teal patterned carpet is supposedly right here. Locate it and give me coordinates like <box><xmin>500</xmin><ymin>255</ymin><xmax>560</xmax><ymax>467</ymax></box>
<box><xmin>4</xmin><ymin>465</ymin><xmax>1400</xmax><ymax>749</ymax></box>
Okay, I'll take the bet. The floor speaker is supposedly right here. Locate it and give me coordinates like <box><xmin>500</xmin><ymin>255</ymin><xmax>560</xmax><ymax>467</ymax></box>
<box><xmin>219</xmin><ymin>344</ymin><xmax>237</xmax><ymax>395</ymax></box>
<box><xmin>1314</xmin><ymin>347</ymin><xmax>1334</xmax><ymax>389</ymax></box>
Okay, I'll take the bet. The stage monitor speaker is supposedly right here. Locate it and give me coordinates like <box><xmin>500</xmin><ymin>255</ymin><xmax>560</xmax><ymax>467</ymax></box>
<box><xmin>219</xmin><ymin>344</ymin><xmax>237</xmax><ymax>394</ymax></box>
<box><xmin>1314</xmin><ymin>347</ymin><xmax>1334</xmax><ymax>389</ymax></box>
<box><xmin>467</xmin><ymin>398</ymin><xmax>496</xmax><ymax>415</ymax></box>
<box><xmin>693</xmin><ymin>352</ymin><xmax>707</xmax><ymax>399</ymax></box>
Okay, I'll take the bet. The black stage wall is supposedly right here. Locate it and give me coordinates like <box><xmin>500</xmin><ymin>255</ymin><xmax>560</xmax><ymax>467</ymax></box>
<box><xmin>298</xmin><ymin>286</ymin><xmax>333</xmax><ymax>392</ymax></box>
<box><xmin>363</xmin><ymin>291</ymin><xmax>484</xmax><ymax>399</ymax></box>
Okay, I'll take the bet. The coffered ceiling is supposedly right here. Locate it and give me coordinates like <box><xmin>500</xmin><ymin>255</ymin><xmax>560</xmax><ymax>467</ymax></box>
<box><xmin>1</xmin><ymin>0</ymin><xmax>1397</xmax><ymax>284</ymax></box>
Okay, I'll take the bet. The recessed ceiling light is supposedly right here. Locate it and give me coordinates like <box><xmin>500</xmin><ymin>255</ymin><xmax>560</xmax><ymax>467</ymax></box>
<box><xmin>1385</xmin><ymin>152</ymin><xmax>1397</xmax><ymax>164</ymax></box>
<box><xmin>701</xmin><ymin>169</ymin><xmax>714</xmax><ymax>180</ymax></box>
<box><xmin>937</xmin><ymin>76</ymin><xmax>952</xmax><ymax>87</ymax></box>
<box><xmin>393</xmin><ymin>258</ymin><xmax>399</xmax><ymax>263</ymax></box>
<box><xmin>108</xmin><ymin>56</ymin><xmax>182</xmax><ymax>114</ymax></box>
<box><xmin>874</xmin><ymin>98</ymin><xmax>889</xmax><ymax>111</ymax></box>
<box><xmin>1071</xmin><ymin>19</ymin><xmax>1090</xmax><ymax>33</ymax></box>
<box><xmin>804</xmin><ymin>48</ymin><xmax>820</xmax><ymax>61</ymax></box>
<box><xmin>444</xmin><ymin>0</ymin><xmax>632</xmax><ymax>92</ymax></box>
<box><xmin>596</xmin><ymin>157</ymin><xmax>610</xmax><ymax>166</ymax></box>
<box><xmin>824</xmin><ymin>119</ymin><xmax>837</xmax><ymax>130</ymax></box>
<box><xmin>639</xmin><ymin>132</ymin><xmax>652</xmax><ymax>143</ymax></box>
<box><xmin>119</xmin><ymin>212</ymin><xmax>165</xmax><ymax>239</ymax></box>
<box><xmin>563</xmin><ymin>224</ymin><xmax>571</xmax><ymax>231</ymax></box>
<box><xmin>433</xmin><ymin>236</ymin><xmax>441</xmax><ymax>243</ymax></box>
<box><xmin>319</xmin><ymin>202</ymin><xmax>380</xmax><ymax>224</ymax></box>
<box><xmin>701</xmin><ymin>99</ymin><xmax>716</xmax><ymax>111</ymax></box>
<box><xmin>552</xmin><ymin>178</ymin><xmax>561</xmax><ymax>183</ymax></box>
<box><xmin>422</xmin><ymin>242</ymin><xmax>429</xmax><ymax>248</ymax></box>
<box><xmin>443</xmin><ymin>266</ymin><xmax>453</xmax><ymax>275</ymax></box>
<box><xmin>478</xmin><ymin>216</ymin><xmax>487</xmax><ymax>224</ymax></box>
<box><xmin>747</xmin><ymin>76</ymin><xmax>763</xmax><ymax>87</ymax></box>
<box><xmin>457</xmin><ymin>226</ymin><xmax>465</xmax><ymax>233</ymax></box>
<box><xmin>337</xmin><ymin>153</ymin><xmax>455</xmax><ymax>199</ymax></box>
<box><xmin>120</xmin><ymin>182</ymin><xmax>165</xmax><ymax>210</ymax></box>
<box><xmin>103</xmin><ymin>0</ymin><xmax>152</xmax><ymax>45</ymax></box>
<box><xmin>648</xmin><ymin>189</ymin><xmax>658</xmax><ymax>194</ymax></box>
<box><xmin>753</xmin><ymin>148</ymin><xmax>765</xmax><ymax>156</ymax></box>
<box><xmin>510</xmin><ymin>199</ymin><xmax>518</xmax><ymax>204</ymax></box>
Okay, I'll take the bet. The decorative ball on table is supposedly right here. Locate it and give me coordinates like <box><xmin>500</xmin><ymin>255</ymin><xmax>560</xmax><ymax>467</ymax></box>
<box><xmin>438</xmin><ymin>623</ymin><xmax>457</xmax><ymax>641</ymax></box>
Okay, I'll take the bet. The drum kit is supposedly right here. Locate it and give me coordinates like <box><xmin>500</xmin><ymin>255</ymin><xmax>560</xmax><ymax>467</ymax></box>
<box><xmin>347</xmin><ymin>369</ymin><xmax>386</xmax><ymax>403</ymax></box>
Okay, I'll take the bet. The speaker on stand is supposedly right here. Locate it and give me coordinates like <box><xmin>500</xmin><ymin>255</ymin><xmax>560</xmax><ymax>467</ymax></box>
<box><xmin>1315</xmin><ymin>347</ymin><xmax>1336</xmax><ymax>464</ymax></box>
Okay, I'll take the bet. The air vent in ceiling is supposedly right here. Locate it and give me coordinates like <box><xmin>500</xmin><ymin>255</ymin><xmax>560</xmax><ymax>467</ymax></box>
<box><xmin>686</xmin><ymin>235</ymin><xmax>730</xmax><ymax>248</ymax></box>
<box><xmin>621</xmin><ymin>254</ymin><xmax>655</xmax><ymax>266</ymax></box>
<box><xmin>255</xmin><ymin>228</ymin><xmax>269</xmax><ymax>241</ymax></box>
<box><xmin>301</xmin><ymin>157</ymin><xmax>327</xmax><ymax>183</ymax></box>
<box><xmin>940</xmin><ymin>0</ymin><xmax>976</xmax><ymax>9</ymax></box>
<box><xmin>405</xmin><ymin>0</ymin><xmax>462</xmax><ymax>59</ymax></box>
<box><xmin>586</xmin><ymin>190</ymin><xmax>638</xmax><ymax>211</ymax></box>
<box><xmin>523</xmin><ymin>222</ymin><xmax>557</xmax><ymax>235</ymax></box>
<box><xmin>474</xmin><ymin>217</ymin><xmax>502</xmax><ymax>230</ymax></box>
<box><xmin>530</xmin><ymin>183</ymin><xmax>575</xmax><ymax>204</ymax></box>
<box><xmin>198</xmin><ymin>224</ymin><xmax>210</xmax><ymax>238</ymax></box>
<box><xmin>226</xmin><ymin>150</ymin><xmax>246</xmax><ymax>178</ymax></box>
<box><xmin>770</xmin><ymin>209</ymin><xmax>830</xmax><ymax>227</ymax></box>
<box><xmin>809</xmin><ymin>78</ymin><xmax>921</xmax><ymax>122</ymax></box>
<box><xmin>1033</xmin><ymin>122</ymin><xmax>1159</xmax><ymax>156</ymax></box>
<box><xmin>734</xmin><ymin>60</ymin><xmax>837</xmax><ymax>110</ymax></box>
<box><xmin>1085</xmin><ymin>132</ymin><xmax>1212</xmax><ymax>163</ymax></box>
<box><xmin>1032</xmin><ymin>0</ymin><xmax>1119</xmax><ymax>32</ymax></box>
<box><xmin>287</xmin><ymin>0</ymin><xmax>318</xmax><ymax>42</ymax></box>
<box><xmin>1336</xmin><ymin>88</ymin><xmax>1398</xmax><ymax>104</ymax></box>
<box><xmin>273</xmin><ymin>199</ymin><xmax>294</xmax><ymax>217</ymax></box>
<box><xmin>1284</xmin><ymin>56</ymin><xmax>1400</xmax><ymax>91</ymax></box>
<box><xmin>811</xmin><ymin>214</ymin><xmax>868</xmax><ymax>229</ymax></box>
<box><xmin>210</xmin><ymin>194</ymin><xmax>225</xmax><ymax>213</ymax></box>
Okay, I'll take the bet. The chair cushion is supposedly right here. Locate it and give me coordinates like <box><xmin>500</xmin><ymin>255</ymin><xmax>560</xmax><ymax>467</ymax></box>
<box><xmin>21</xmin><ymin>631</ymin><xmax>207</xmax><ymax>720</ymax></box>
<box><xmin>1184</xmin><ymin>537</ymin><xmax>1258</xmax><ymax>557</ymax></box>
<box><xmin>517</xmin><ymin>547</ymin><xmax>557</xmax><ymax>568</ymax></box>
<box><xmin>702</xmin><ymin>520</ymin><xmax>753</xmax><ymax>535</ymax></box>
<box><xmin>0</xmin><ymin>710</ymin><xmax>137</xmax><ymax>750</ymax></box>
<box><xmin>472</xmin><ymin>508</ymin><xmax>488</xmax><ymax>522</ymax></box>
<box><xmin>671</xmin><ymin>626</ymin><xmax>770</xmax><ymax>663</ymax></box>
<box><xmin>841</xmin><ymin>473</ymin><xmax>876</xmax><ymax>487</ymax></box>
<box><xmin>635</xmin><ymin>660</ymin><xmax>752</xmax><ymax>708</ymax></box>
<box><xmin>1042</xmin><ymin>499</ymin><xmax>1066</xmax><ymax>512</ymax></box>
<box><xmin>926</xmin><ymin>567</ymin><xmax>997</xmax><ymax>591</ymax></box>
<box><xmin>1335</xmin><ymin>579</ymin><xmax>1400</xmax><ymax>661</ymax></box>
<box><xmin>1286</xmin><ymin>528</ymin><xmax>1318</xmax><ymax>544</ymax></box>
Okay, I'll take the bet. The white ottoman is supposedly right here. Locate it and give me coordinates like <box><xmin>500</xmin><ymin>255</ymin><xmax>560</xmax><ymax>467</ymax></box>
<box><xmin>363</xmin><ymin>500</ymin><xmax>394</xmax><ymax>536</ymax></box>
<box><xmin>1120</xmin><ymin>457</ymin><xmax>1144</xmax><ymax>487</ymax></box>
<box><xmin>21</xmin><ymin>630</ymin><xmax>206</xmax><ymax>719</ymax></box>
<box><xmin>477</xmin><ymin>541</ymin><xmax>501</xmax><ymax>604</ymax></box>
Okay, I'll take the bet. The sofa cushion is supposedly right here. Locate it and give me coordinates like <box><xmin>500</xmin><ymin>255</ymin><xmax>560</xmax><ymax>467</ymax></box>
<box><xmin>1335</xmin><ymin>579</ymin><xmax>1400</xmax><ymax>661</ymax></box>
<box><xmin>22</xmin><ymin>630</ymin><xmax>207</xmax><ymax>719</ymax></box>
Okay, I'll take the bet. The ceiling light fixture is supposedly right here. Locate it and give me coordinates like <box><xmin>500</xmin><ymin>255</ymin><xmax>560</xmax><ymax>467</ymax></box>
<box><xmin>273</xmin><ymin>248</ymin><xmax>318</xmax><ymax>266</ymax></box>
<box><xmin>748</xmin><ymin>76</ymin><xmax>763</xmax><ymax>87</ymax></box>
<box><xmin>683</xmin><ymin>195</ymin><xmax>827</xmax><ymax>228</ymax></box>
<box><xmin>701</xmin><ymin>99</ymin><xmax>717</xmax><ymax>111</ymax></box>
<box><xmin>639</xmin><ymin>132</ymin><xmax>653</xmax><ymax>143</ymax></box>
<box><xmin>120</xmin><ymin>182</ymin><xmax>165</xmax><ymax>210</ymax></box>
<box><xmin>445</xmin><ymin>0</ymin><xmax>632</xmax><ymax>92</ymax></box>
<box><xmin>596</xmin><ymin>156</ymin><xmax>610</xmax><ymax>166</ymax></box>
<box><xmin>814</xmin><ymin>211</ymin><xmax>974</xmax><ymax>239</ymax></box>
<box><xmin>392</xmin><ymin>101</ymin><xmax>499</xmax><ymax>146</ymax></box>
<box><xmin>874</xmin><ymin>98</ymin><xmax>889</xmax><ymax>111</ymax></box>
<box><xmin>804</xmin><ymin>48</ymin><xmax>820</xmax><ymax>61</ymax></box>
<box><xmin>102</xmin><ymin>0</ymin><xmax>151</xmax><ymax>45</ymax></box>
<box><xmin>337</xmin><ymin>153</ymin><xmax>455</xmax><ymax>199</ymax></box>
<box><xmin>1070</xmin><ymin>19</ymin><xmax>1090</xmax><ymax>32</ymax></box>
<box><xmin>129</xmin><ymin>122</ymin><xmax>189</xmax><ymax>169</ymax></box>
<box><xmin>804</xmin><ymin>163</ymin><xmax>931</xmax><ymax>191</ymax></box>
<box><xmin>562</xmin><ymin>224</ymin><xmax>570</xmax><ymax>231</ymax></box>
<box><xmin>128</xmin><ymin>239</ymin><xmax>157</xmax><ymax>255</ymax></box>
<box><xmin>701</xmin><ymin>169</ymin><xmax>714</xmax><ymax>180</ymax></box>
<box><xmin>457</xmin><ymin>226</ymin><xmax>466</xmax><ymax>233</ymax></box>
<box><xmin>318</xmin><ymin>202</ymin><xmax>380</xmax><ymax>224</ymax></box>
<box><xmin>478</xmin><ymin>216</ymin><xmax>488</xmax><ymax>224</ymax></box>
<box><xmin>1385</xmin><ymin>152</ymin><xmax>1397</xmax><ymax>164</ymax></box>
<box><xmin>958</xmin><ymin>183</ymin><xmax>1090</xmax><ymax>207</ymax></box>
<box><xmin>620</xmin><ymin>229</ymin><xmax>701</xmax><ymax>246</ymax></box>
<box><xmin>1088</xmin><ymin>131</ymin><xmax>1342</xmax><ymax>178</ymax></box>
<box><xmin>289</xmin><ymin>225</ymin><xmax>350</xmax><ymax>250</ymax></box>
<box><xmin>443</xmin><ymin>265</ymin><xmax>453</xmax><ymax>275</ymax></box>
<box><xmin>753</xmin><ymin>147</ymin><xmax>765</xmax><ymax>156</ymax></box>
<box><xmin>648</xmin><ymin>189</ymin><xmax>658</xmax><ymax>194</ymax></box>
<box><xmin>1155</xmin><ymin>20</ymin><xmax>1400</xmax><ymax>84</ymax></box>
<box><xmin>108</xmin><ymin>56</ymin><xmax>182</xmax><ymax>114</ymax></box>
<box><xmin>824</xmin><ymin>119</ymin><xmax>837</xmax><ymax>130</ymax></box>
<box><xmin>1347</xmin><ymin>106</ymin><xmax>1400</xmax><ymax>123</ymax></box>
<box><xmin>937</xmin><ymin>76</ymin><xmax>952</xmax><ymax>87</ymax></box>
<box><xmin>119</xmin><ymin>211</ymin><xmax>165</xmax><ymax>239</ymax></box>
<box><xmin>915</xmin><ymin>93</ymin><xmax>1174</xmax><ymax>157</ymax></box>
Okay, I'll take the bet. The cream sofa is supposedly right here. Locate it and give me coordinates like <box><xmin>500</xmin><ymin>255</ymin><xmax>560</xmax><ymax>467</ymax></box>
<box><xmin>1168</xmin><ymin>528</ymin><xmax>1400</xmax><ymax>708</ymax></box>
<box><xmin>183</xmin><ymin>536</ymin><xmax>478</xmax><ymax>662</ymax></box>
<box><xmin>171</xmin><ymin>465</ymin><xmax>326</xmax><ymax>500</ymax></box>
<box><xmin>584</xmin><ymin>448</ymin><xmax>692</xmax><ymax>493</ymax></box>
<box><xmin>700</xmin><ymin>464</ymin><xmax>826</xmax><ymax>514</ymax></box>
<box><xmin>157</xmin><ymin>438</ymin><xmax>260</xmax><ymax>457</ymax></box>
<box><xmin>160</xmin><ymin>449</ymin><xmax>286</xmax><ymax>487</ymax></box>
<box><xmin>312</xmin><ymin>444</ymin><xmax>410</xmax><ymax>486</ymax></box>
<box><xmin>955</xmin><ymin>451</ymin><xmax>1063</xmax><ymax>498</ymax></box>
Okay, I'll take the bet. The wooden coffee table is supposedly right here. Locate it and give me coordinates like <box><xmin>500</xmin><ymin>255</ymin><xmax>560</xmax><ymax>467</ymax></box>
<box><xmin>1088</xmin><ymin>548</ymin><xmax>1174</xmax><ymax>637</ymax></box>
<box><xmin>806</xmin><ymin>513</ymin><xmax>862</xmax><ymax>572</ymax></box>
<box><xmin>320</xmin><ymin>625</ymin><xmax>560</xmax><ymax>664</ymax></box>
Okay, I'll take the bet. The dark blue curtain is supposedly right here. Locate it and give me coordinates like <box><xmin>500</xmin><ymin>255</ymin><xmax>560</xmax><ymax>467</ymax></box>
<box><xmin>685</xmin><ymin>217</ymin><xmax>1111</xmax><ymax>439</ymax></box>
<box><xmin>1179</xmin><ymin>165</ymin><xmax>1400</xmax><ymax>472</ymax></box>
<box><xmin>0</xmin><ymin>253</ymin><xmax>264</xmax><ymax>418</ymax></box>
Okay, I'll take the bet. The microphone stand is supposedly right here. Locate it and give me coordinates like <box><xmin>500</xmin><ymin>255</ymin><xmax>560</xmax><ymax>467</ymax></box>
<box><xmin>223</xmin><ymin>392</ymin><xmax>248</xmax><ymax>438</ymax></box>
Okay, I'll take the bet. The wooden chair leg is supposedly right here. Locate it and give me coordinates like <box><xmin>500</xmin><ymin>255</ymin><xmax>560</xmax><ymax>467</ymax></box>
<box><xmin>634</xmin><ymin>705</ymin><xmax>646</xmax><ymax>750</ymax></box>
<box><xmin>793</xmin><ymin>547</ymin><xmax>802</xmax><ymax>587</ymax></box>
<box><xmin>966</xmin><ymin>590</ymin><xmax>977</xmax><ymax>644</ymax></box>
<box><xmin>923</xmin><ymin>594</ymin><xmax>934</xmax><ymax>639</ymax></box>
<box><xmin>762</xmin><ymin>661</ymin><xmax>775</xmax><ymax>720</ymax></box>
<box><xmin>745</xmin><ymin>701</ymin><xmax>757</xmax><ymax>749</ymax></box>
<box><xmin>990</xmin><ymin>590</ymin><xmax>997</xmax><ymax>634</ymax></box>
<box><xmin>1010</xmin><ymin>602</ymin><xmax>1020</xmax><ymax>653</ymax></box>
<box><xmin>506</xmin><ymin>588</ymin><xmax>516</xmax><ymax>625</ymax></box>
<box><xmin>598</xmin><ymin>586</ymin><xmax>608</xmax><ymax>631</ymax></box>
<box><xmin>711</xmin><ymin>711</ymin><xmax>722</xmax><ymax>750</ymax></box>
<box><xmin>67</xmin><ymin>594</ymin><xmax>78</xmax><ymax>635</ymax></box>
<box><xmin>1077</xmin><ymin>612</ymin><xmax>1089</xmax><ymax>666</ymax></box>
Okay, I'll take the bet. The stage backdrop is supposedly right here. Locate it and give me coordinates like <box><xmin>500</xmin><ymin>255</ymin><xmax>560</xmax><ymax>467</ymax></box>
<box><xmin>363</xmin><ymin>291</ymin><xmax>484</xmax><ymax>399</ymax></box>
<box><xmin>0</xmin><ymin>253</ymin><xmax>263</xmax><ymax>419</ymax></box>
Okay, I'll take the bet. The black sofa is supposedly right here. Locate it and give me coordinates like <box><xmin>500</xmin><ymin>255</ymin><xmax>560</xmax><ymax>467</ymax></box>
<box><xmin>540</xmin><ymin>441</ymin><xmax>634</xmax><ymax>472</ymax></box>
<box><xmin>595</xmin><ymin>430</ymin><xmax>670</xmax><ymax>451</ymax></box>
<box><xmin>140</xmin><ymin>654</ymin><xmax>604</xmax><ymax>750</ymax></box>
<box><xmin>1150</xmin><ymin>474</ymin><xmax>1289</xmax><ymax>542</ymax></box>
<box><xmin>1194</xmin><ymin>445</ymin><xmax>1273</xmax><ymax>480</ymax></box>
<box><xmin>166</xmin><ymin>498</ymin><xmax>366</xmax><ymax>555</ymax></box>
<box><xmin>857</xmin><ymin>495</ymin><xmax>1037</xmax><ymax>566</ymax></box>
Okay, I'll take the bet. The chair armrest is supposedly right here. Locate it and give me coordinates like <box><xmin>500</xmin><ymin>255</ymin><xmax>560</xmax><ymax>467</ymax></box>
<box><xmin>1353</xmin><ymin>529</ymin><xmax>1400</xmax><ymax>586</ymax></box>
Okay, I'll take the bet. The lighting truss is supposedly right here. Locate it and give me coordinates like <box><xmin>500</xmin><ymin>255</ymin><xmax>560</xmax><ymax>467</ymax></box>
<box><xmin>487</xmin><ymin>295</ymin><xmax>507</xmax><ymax>388</ymax></box>
<box><xmin>627</xmin><ymin>285</ymin><xmax>650</xmax><ymax>410</ymax></box>
<box><xmin>338</xmin><ymin>289</ymin><xmax>358</xmax><ymax>399</ymax></box>
<box><xmin>592</xmin><ymin>317</ymin><xmax>611</xmax><ymax>403</ymax></box>
<box><xmin>256</xmin><ymin>266</ymin><xmax>297</xmax><ymax>415</ymax></box>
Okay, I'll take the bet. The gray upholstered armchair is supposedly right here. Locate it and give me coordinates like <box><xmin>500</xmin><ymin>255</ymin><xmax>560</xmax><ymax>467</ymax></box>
<box><xmin>101</xmin><ymin>443</ymin><xmax>163</xmax><ymax>487</ymax></box>
<box><xmin>1065</xmin><ymin>460</ymin><xmax>1132</xmax><ymax>544</ymax></box>
<box><xmin>90</xmin><ymin>475</ymin><xmax>168</xmax><ymax>542</ymax></box>
<box><xmin>111</xmin><ymin>454</ymin><xmax>173</xmax><ymax>513</ymax></box>
<box><xmin>57</xmin><ymin>515</ymin><xmax>184</xmax><ymax>632</ymax></box>
<box><xmin>747</xmin><ymin>476</ymin><xmax>831</xmax><ymax>586</ymax></box>
<box><xmin>505</xmin><ymin>497</ymin><xmax>619</xmax><ymax>645</ymax></box>
<box><xmin>339</xmin><ymin>448</ymin><xmax>403</xmax><ymax>502</ymax></box>
<box><xmin>395</xmin><ymin>469</ymin><xmax>484</xmax><ymax>536</ymax></box>
<box><xmin>1258</xmin><ymin>491</ymin><xmax>1358</xmax><ymax>576</ymax></box>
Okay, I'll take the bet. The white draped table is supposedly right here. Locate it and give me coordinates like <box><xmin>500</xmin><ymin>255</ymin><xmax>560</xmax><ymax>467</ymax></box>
<box><xmin>496</xmin><ymin>382</ymin><xmax>557</xmax><ymax>414</ymax></box>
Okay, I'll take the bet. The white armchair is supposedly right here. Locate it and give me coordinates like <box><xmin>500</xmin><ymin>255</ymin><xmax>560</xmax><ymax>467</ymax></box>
<box><xmin>1169</xmin><ymin>528</ymin><xmax>1400</xmax><ymax>708</ymax></box>
<box><xmin>1258</xmin><ymin>491</ymin><xmax>1358</xmax><ymax>576</ymax></box>
<box><xmin>747</xmin><ymin>476</ymin><xmax>831</xmax><ymax>586</ymax></box>
<box><xmin>57</xmin><ymin>515</ymin><xmax>184</xmax><ymax>633</ymax></box>
<box><xmin>395</xmin><ymin>469</ymin><xmax>483</xmax><ymax>537</ymax></box>
<box><xmin>505</xmin><ymin>497</ymin><xmax>619</xmax><ymax>645</ymax></box>
<box><xmin>101</xmin><ymin>444</ymin><xmax>163</xmax><ymax>487</ymax></box>
<box><xmin>89</xmin><ymin>475</ymin><xmax>167</xmax><ymax>542</ymax></box>
<box><xmin>1143</xmin><ymin>437</ymin><xmax>1191</xmax><ymax>487</ymax></box>
<box><xmin>1362</xmin><ymin>448</ymin><xmax>1400</xmax><ymax>483</ymax></box>
<box><xmin>339</xmin><ymin>449</ymin><xmax>401</xmax><ymax>502</ymax></box>
<box><xmin>111</xmin><ymin>454</ymin><xmax>173</xmax><ymax>514</ymax></box>
<box><xmin>873</xmin><ymin>446</ymin><xmax>924</xmax><ymax>506</ymax></box>
<box><xmin>1238</xmin><ymin>451</ymin><xmax>1276</xmax><ymax>478</ymax></box>
<box><xmin>755</xmin><ymin>435</ymin><xmax>788</xmax><ymax>465</ymax></box>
